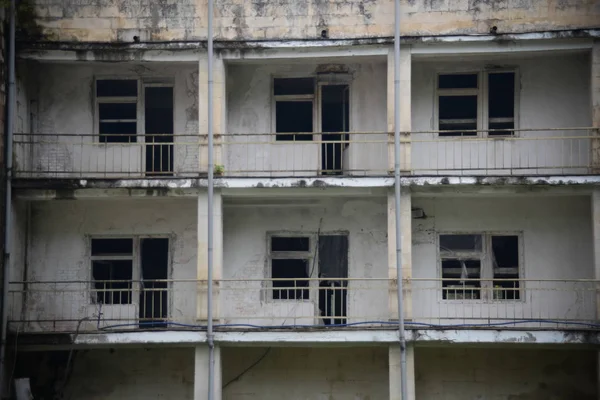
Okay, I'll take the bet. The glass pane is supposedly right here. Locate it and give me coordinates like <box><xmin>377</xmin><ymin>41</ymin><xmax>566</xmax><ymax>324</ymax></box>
<box><xmin>488</xmin><ymin>72</ymin><xmax>515</xmax><ymax>119</ymax></box>
<box><xmin>272</xmin><ymin>259</ymin><xmax>309</xmax><ymax>300</ymax></box>
<box><xmin>440</xmin><ymin>234</ymin><xmax>482</xmax><ymax>252</ymax></box>
<box><xmin>99</xmin><ymin>103</ymin><xmax>137</xmax><ymax>120</ymax></box>
<box><xmin>438</xmin><ymin>74</ymin><xmax>478</xmax><ymax>89</ymax></box>
<box><xmin>276</xmin><ymin>101</ymin><xmax>313</xmax><ymax>140</ymax></box>
<box><xmin>91</xmin><ymin>238</ymin><xmax>133</xmax><ymax>255</ymax></box>
<box><xmin>97</xmin><ymin>80</ymin><xmax>138</xmax><ymax>97</ymax></box>
<box><xmin>271</xmin><ymin>237</ymin><xmax>310</xmax><ymax>252</ymax></box>
<box><xmin>274</xmin><ymin>78</ymin><xmax>315</xmax><ymax>95</ymax></box>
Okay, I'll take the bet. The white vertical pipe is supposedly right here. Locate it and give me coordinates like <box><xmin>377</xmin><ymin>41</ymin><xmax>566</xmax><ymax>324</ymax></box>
<box><xmin>206</xmin><ymin>0</ymin><xmax>215</xmax><ymax>398</ymax></box>
<box><xmin>393</xmin><ymin>0</ymin><xmax>408</xmax><ymax>398</ymax></box>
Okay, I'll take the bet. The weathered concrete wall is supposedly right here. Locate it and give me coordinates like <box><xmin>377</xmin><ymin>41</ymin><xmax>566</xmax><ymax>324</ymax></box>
<box><xmin>226</xmin><ymin>59</ymin><xmax>388</xmax><ymax>176</ymax></box>
<box><xmin>13</xmin><ymin>62</ymin><xmax>199</xmax><ymax>178</ymax></box>
<box><xmin>415</xmin><ymin>347</ymin><xmax>597</xmax><ymax>399</ymax></box>
<box><xmin>63</xmin><ymin>348</ymin><xmax>194</xmax><ymax>399</ymax></box>
<box><xmin>17</xmin><ymin>198</ymin><xmax>197</xmax><ymax>332</ymax></box>
<box><xmin>222</xmin><ymin>197</ymin><xmax>388</xmax><ymax>326</ymax></box>
<box><xmin>411</xmin><ymin>52</ymin><xmax>592</xmax><ymax>175</ymax></box>
<box><xmin>31</xmin><ymin>0</ymin><xmax>600</xmax><ymax>42</ymax></box>
<box><xmin>222</xmin><ymin>346</ymin><xmax>389</xmax><ymax>399</ymax></box>
<box><xmin>412</xmin><ymin>195</ymin><xmax>595</xmax><ymax>325</ymax></box>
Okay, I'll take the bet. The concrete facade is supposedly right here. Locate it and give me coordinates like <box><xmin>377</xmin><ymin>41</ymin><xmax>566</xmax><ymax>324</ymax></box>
<box><xmin>30</xmin><ymin>0</ymin><xmax>600</xmax><ymax>42</ymax></box>
<box><xmin>5</xmin><ymin>0</ymin><xmax>600</xmax><ymax>399</ymax></box>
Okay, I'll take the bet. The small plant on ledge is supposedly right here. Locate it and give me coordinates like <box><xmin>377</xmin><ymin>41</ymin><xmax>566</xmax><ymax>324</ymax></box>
<box><xmin>214</xmin><ymin>165</ymin><xmax>225</xmax><ymax>176</ymax></box>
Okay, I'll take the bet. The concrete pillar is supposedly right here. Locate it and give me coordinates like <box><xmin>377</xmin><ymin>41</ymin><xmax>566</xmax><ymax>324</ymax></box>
<box><xmin>387</xmin><ymin>45</ymin><xmax>412</xmax><ymax>173</ymax></box>
<box><xmin>592</xmin><ymin>40</ymin><xmax>600</xmax><ymax>170</ymax></box>
<box><xmin>194</xmin><ymin>346</ymin><xmax>222</xmax><ymax>400</ymax></box>
<box><xmin>199</xmin><ymin>52</ymin><xmax>226</xmax><ymax>173</ymax></box>
<box><xmin>197</xmin><ymin>190</ymin><xmax>223</xmax><ymax>321</ymax></box>
<box><xmin>592</xmin><ymin>190</ymin><xmax>600</xmax><ymax>398</ymax></box>
<box><xmin>389</xmin><ymin>344</ymin><xmax>416</xmax><ymax>400</ymax></box>
<box><xmin>387</xmin><ymin>187</ymin><xmax>412</xmax><ymax>320</ymax></box>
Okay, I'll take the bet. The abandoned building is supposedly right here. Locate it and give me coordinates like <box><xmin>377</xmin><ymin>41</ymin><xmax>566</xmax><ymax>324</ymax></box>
<box><xmin>0</xmin><ymin>0</ymin><xmax>599</xmax><ymax>399</ymax></box>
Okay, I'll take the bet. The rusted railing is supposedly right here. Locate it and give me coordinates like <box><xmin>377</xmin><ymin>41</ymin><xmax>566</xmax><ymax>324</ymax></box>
<box><xmin>7</xmin><ymin>278</ymin><xmax>598</xmax><ymax>333</ymax></box>
<box><xmin>12</xmin><ymin>128</ymin><xmax>598</xmax><ymax>179</ymax></box>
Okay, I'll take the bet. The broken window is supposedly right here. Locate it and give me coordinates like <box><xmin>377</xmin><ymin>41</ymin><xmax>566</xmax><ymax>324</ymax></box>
<box><xmin>145</xmin><ymin>86</ymin><xmax>174</xmax><ymax>176</ymax></box>
<box><xmin>90</xmin><ymin>237</ymin><xmax>171</xmax><ymax>325</ymax></box>
<box><xmin>488</xmin><ymin>72</ymin><xmax>515</xmax><ymax>135</ymax></box>
<box><xmin>437</xmin><ymin>74</ymin><xmax>478</xmax><ymax>137</ymax></box>
<box><xmin>96</xmin><ymin>80</ymin><xmax>138</xmax><ymax>143</ymax></box>
<box><xmin>320</xmin><ymin>85</ymin><xmax>349</xmax><ymax>175</ymax></box>
<box><xmin>439</xmin><ymin>233</ymin><xmax>521</xmax><ymax>301</ymax></box>
<box><xmin>491</xmin><ymin>235</ymin><xmax>520</xmax><ymax>300</ymax></box>
<box><xmin>318</xmin><ymin>235</ymin><xmax>348</xmax><ymax>325</ymax></box>
<box><xmin>439</xmin><ymin>234</ymin><xmax>482</xmax><ymax>299</ymax></box>
<box><xmin>270</xmin><ymin>236</ymin><xmax>311</xmax><ymax>300</ymax></box>
<box><xmin>91</xmin><ymin>238</ymin><xmax>134</xmax><ymax>304</ymax></box>
<box><xmin>437</xmin><ymin>71</ymin><xmax>516</xmax><ymax>137</ymax></box>
<box><xmin>274</xmin><ymin>78</ymin><xmax>315</xmax><ymax>141</ymax></box>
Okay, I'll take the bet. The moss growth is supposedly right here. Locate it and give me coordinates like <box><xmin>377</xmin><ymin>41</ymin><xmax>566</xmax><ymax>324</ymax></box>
<box><xmin>0</xmin><ymin>0</ymin><xmax>44</xmax><ymax>40</ymax></box>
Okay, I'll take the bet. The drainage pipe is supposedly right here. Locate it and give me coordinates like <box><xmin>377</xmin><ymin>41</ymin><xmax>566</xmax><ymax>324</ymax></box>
<box><xmin>0</xmin><ymin>0</ymin><xmax>16</xmax><ymax>395</ymax></box>
<box><xmin>206</xmin><ymin>0</ymin><xmax>216</xmax><ymax>397</ymax></box>
<box><xmin>393</xmin><ymin>0</ymin><xmax>409</xmax><ymax>398</ymax></box>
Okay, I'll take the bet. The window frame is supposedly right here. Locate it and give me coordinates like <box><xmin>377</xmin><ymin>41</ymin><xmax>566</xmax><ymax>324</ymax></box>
<box><xmin>88</xmin><ymin>235</ymin><xmax>173</xmax><ymax>310</ymax></box>
<box><xmin>437</xmin><ymin>231</ymin><xmax>524</xmax><ymax>303</ymax></box>
<box><xmin>271</xmin><ymin>76</ymin><xmax>317</xmax><ymax>142</ymax></box>
<box><xmin>265</xmin><ymin>231</ymin><xmax>350</xmax><ymax>303</ymax></box>
<box><xmin>434</xmin><ymin>69</ymin><xmax>519</xmax><ymax>138</ymax></box>
<box><xmin>267</xmin><ymin>232</ymin><xmax>314</xmax><ymax>302</ymax></box>
<box><xmin>93</xmin><ymin>77</ymin><xmax>175</xmax><ymax>145</ymax></box>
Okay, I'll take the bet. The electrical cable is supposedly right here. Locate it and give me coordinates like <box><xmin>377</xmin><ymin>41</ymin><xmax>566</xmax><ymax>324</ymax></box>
<box><xmin>98</xmin><ymin>318</ymin><xmax>600</xmax><ymax>331</ymax></box>
<box><xmin>222</xmin><ymin>348</ymin><xmax>271</xmax><ymax>390</ymax></box>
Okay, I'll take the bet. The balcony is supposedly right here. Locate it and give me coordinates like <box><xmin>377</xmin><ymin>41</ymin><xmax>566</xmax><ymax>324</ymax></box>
<box><xmin>7</xmin><ymin>278</ymin><xmax>597</xmax><ymax>334</ymax></box>
<box><xmin>13</xmin><ymin>128</ymin><xmax>596</xmax><ymax>180</ymax></box>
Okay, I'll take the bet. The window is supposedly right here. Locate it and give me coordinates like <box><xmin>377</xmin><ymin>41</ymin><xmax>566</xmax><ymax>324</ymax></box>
<box><xmin>96</xmin><ymin>80</ymin><xmax>138</xmax><ymax>143</ymax></box>
<box><xmin>91</xmin><ymin>238</ymin><xmax>134</xmax><ymax>304</ymax></box>
<box><xmin>437</xmin><ymin>71</ymin><xmax>516</xmax><ymax>137</ymax></box>
<box><xmin>274</xmin><ymin>78</ymin><xmax>315</xmax><ymax>141</ymax></box>
<box><xmin>439</xmin><ymin>233</ymin><xmax>521</xmax><ymax>301</ymax></box>
<box><xmin>270</xmin><ymin>236</ymin><xmax>311</xmax><ymax>300</ymax></box>
<box><xmin>90</xmin><ymin>237</ymin><xmax>170</xmax><ymax>326</ymax></box>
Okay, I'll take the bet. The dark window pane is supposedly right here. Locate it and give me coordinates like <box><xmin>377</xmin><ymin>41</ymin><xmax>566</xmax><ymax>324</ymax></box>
<box><xmin>99</xmin><ymin>123</ymin><xmax>137</xmax><ymax>143</ymax></box>
<box><xmin>276</xmin><ymin>101</ymin><xmax>313</xmax><ymax>141</ymax></box>
<box><xmin>440</xmin><ymin>234</ymin><xmax>482</xmax><ymax>252</ymax></box>
<box><xmin>439</xmin><ymin>96</ymin><xmax>477</xmax><ymax>120</ymax></box>
<box><xmin>92</xmin><ymin>259</ymin><xmax>133</xmax><ymax>304</ymax></box>
<box><xmin>272</xmin><ymin>259</ymin><xmax>309</xmax><ymax>300</ymax></box>
<box><xmin>274</xmin><ymin>78</ymin><xmax>315</xmax><ymax>95</ymax></box>
<box><xmin>99</xmin><ymin>103</ymin><xmax>137</xmax><ymax>120</ymax></box>
<box><xmin>438</xmin><ymin>74</ymin><xmax>478</xmax><ymax>89</ymax></box>
<box><xmin>91</xmin><ymin>238</ymin><xmax>133</xmax><ymax>255</ymax></box>
<box><xmin>488</xmin><ymin>72</ymin><xmax>515</xmax><ymax>119</ymax></box>
<box><xmin>492</xmin><ymin>235</ymin><xmax>519</xmax><ymax>268</ymax></box>
<box><xmin>97</xmin><ymin>80</ymin><xmax>138</xmax><ymax>97</ymax></box>
<box><xmin>271</xmin><ymin>237</ymin><xmax>310</xmax><ymax>252</ymax></box>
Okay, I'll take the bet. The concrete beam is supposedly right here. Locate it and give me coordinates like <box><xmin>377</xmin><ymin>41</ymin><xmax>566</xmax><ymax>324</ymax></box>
<box><xmin>13</xmin><ymin>176</ymin><xmax>600</xmax><ymax>200</ymax></box>
<box><xmin>14</xmin><ymin>329</ymin><xmax>600</xmax><ymax>350</ymax></box>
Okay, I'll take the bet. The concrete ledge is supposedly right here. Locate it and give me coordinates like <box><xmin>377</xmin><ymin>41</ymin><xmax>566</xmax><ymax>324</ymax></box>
<box><xmin>13</xmin><ymin>176</ymin><xmax>600</xmax><ymax>200</ymax></box>
<box><xmin>13</xmin><ymin>328</ymin><xmax>600</xmax><ymax>350</ymax></box>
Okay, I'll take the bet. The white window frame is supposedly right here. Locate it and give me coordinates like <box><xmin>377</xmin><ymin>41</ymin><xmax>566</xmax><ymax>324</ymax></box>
<box><xmin>437</xmin><ymin>232</ymin><xmax>524</xmax><ymax>303</ymax></box>
<box><xmin>88</xmin><ymin>235</ymin><xmax>173</xmax><ymax>311</ymax></box>
<box><xmin>271</xmin><ymin>76</ymin><xmax>317</xmax><ymax>142</ymax></box>
<box><xmin>266</xmin><ymin>233</ymin><xmax>316</xmax><ymax>302</ymax></box>
<box><xmin>94</xmin><ymin>77</ymin><xmax>175</xmax><ymax>144</ymax></box>
<box><xmin>434</xmin><ymin>69</ymin><xmax>519</xmax><ymax>137</ymax></box>
<box><xmin>94</xmin><ymin>78</ymin><xmax>141</xmax><ymax>144</ymax></box>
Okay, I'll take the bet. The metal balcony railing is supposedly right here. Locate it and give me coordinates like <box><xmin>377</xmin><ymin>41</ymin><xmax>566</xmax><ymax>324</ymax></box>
<box><xmin>7</xmin><ymin>278</ymin><xmax>598</xmax><ymax>334</ymax></box>
<box><xmin>12</xmin><ymin>128</ymin><xmax>598</xmax><ymax>179</ymax></box>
